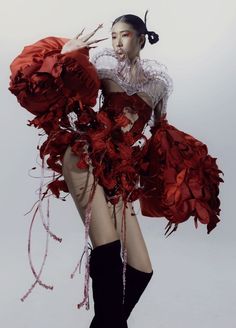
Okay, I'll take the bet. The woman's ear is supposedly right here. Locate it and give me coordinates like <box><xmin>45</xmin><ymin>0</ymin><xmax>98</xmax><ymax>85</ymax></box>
<box><xmin>139</xmin><ymin>34</ymin><xmax>145</xmax><ymax>48</ymax></box>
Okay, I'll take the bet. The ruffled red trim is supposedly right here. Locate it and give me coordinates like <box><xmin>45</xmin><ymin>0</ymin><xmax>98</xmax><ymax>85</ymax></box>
<box><xmin>8</xmin><ymin>36</ymin><xmax>101</xmax><ymax>197</ymax></box>
<box><xmin>9</xmin><ymin>36</ymin><xmax>100</xmax><ymax>116</ymax></box>
<box><xmin>140</xmin><ymin>114</ymin><xmax>224</xmax><ymax>235</ymax></box>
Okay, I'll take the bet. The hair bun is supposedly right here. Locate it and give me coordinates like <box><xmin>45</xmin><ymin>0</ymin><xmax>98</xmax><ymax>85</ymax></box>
<box><xmin>147</xmin><ymin>30</ymin><xmax>159</xmax><ymax>44</ymax></box>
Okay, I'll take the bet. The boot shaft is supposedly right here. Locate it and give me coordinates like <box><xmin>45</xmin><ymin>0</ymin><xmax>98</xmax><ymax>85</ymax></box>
<box><xmin>89</xmin><ymin>239</ymin><xmax>128</xmax><ymax>328</ymax></box>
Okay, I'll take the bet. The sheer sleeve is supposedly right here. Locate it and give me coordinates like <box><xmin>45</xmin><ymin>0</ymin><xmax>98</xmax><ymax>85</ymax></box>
<box><xmin>147</xmin><ymin>65</ymin><xmax>173</xmax><ymax>128</ymax></box>
<box><xmin>8</xmin><ymin>36</ymin><xmax>100</xmax><ymax>116</ymax></box>
<box><xmin>153</xmin><ymin>97</ymin><xmax>164</xmax><ymax>125</ymax></box>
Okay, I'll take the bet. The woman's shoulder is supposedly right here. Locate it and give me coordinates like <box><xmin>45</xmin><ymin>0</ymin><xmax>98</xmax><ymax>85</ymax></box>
<box><xmin>141</xmin><ymin>57</ymin><xmax>174</xmax><ymax>97</ymax></box>
<box><xmin>141</xmin><ymin>57</ymin><xmax>169</xmax><ymax>73</ymax></box>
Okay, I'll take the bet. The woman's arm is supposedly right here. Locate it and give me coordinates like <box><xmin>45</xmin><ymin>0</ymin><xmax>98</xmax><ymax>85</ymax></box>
<box><xmin>153</xmin><ymin>97</ymin><xmax>164</xmax><ymax>125</ymax></box>
<box><xmin>8</xmin><ymin>26</ymin><xmax>107</xmax><ymax>117</ymax></box>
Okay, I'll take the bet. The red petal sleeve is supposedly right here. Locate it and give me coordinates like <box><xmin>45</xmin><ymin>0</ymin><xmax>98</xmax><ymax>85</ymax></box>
<box><xmin>8</xmin><ymin>36</ymin><xmax>100</xmax><ymax>116</ymax></box>
<box><xmin>140</xmin><ymin>114</ymin><xmax>224</xmax><ymax>235</ymax></box>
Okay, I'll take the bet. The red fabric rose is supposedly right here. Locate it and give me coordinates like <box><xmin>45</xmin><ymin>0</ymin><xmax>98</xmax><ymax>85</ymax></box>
<box><xmin>9</xmin><ymin>36</ymin><xmax>100</xmax><ymax>116</ymax></box>
<box><xmin>140</xmin><ymin>115</ymin><xmax>224</xmax><ymax>235</ymax></box>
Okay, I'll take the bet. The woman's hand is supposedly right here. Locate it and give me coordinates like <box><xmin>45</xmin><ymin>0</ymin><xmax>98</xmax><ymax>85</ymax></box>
<box><xmin>61</xmin><ymin>24</ymin><xmax>108</xmax><ymax>54</ymax></box>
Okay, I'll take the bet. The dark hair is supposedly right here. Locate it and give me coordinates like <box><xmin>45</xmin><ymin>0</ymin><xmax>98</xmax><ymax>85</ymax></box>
<box><xmin>111</xmin><ymin>10</ymin><xmax>159</xmax><ymax>49</ymax></box>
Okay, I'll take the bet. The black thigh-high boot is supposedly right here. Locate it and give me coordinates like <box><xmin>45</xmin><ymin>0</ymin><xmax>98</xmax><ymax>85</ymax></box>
<box><xmin>123</xmin><ymin>263</ymin><xmax>153</xmax><ymax>321</ymax></box>
<box><xmin>89</xmin><ymin>239</ymin><xmax>128</xmax><ymax>328</ymax></box>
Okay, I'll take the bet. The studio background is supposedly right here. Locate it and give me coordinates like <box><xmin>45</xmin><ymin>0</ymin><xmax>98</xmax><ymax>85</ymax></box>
<box><xmin>1</xmin><ymin>0</ymin><xmax>235</xmax><ymax>327</ymax></box>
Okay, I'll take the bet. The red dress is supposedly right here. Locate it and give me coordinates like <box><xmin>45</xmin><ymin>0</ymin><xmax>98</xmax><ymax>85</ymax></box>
<box><xmin>8</xmin><ymin>36</ymin><xmax>224</xmax><ymax>310</ymax></box>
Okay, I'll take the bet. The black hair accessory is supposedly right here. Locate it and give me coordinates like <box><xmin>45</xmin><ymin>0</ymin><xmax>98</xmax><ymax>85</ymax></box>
<box><xmin>144</xmin><ymin>9</ymin><xmax>159</xmax><ymax>44</ymax></box>
<box><xmin>147</xmin><ymin>30</ymin><xmax>159</xmax><ymax>44</ymax></box>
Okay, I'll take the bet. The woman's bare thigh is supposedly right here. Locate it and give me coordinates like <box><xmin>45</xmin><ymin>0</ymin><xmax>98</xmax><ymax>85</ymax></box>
<box><xmin>62</xmin><ymin>145</ymin><xmax>119</xmax><ymax>248</ymax></box>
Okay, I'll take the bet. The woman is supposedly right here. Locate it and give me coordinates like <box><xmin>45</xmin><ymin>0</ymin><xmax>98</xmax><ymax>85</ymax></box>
<box><xmin>9</xmin><ymin>11</ymin><xmax>224</xmax><ymax>328</ymax></box>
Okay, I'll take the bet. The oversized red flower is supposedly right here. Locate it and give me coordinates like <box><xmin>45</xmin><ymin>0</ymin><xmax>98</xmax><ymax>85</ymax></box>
<box><xmin>140</xmin><ymin>116</ymin><xmax>224</xmax><ymax>235</ymax></box>
<box><xmin>9</xmin><ymin>36</ymin><xmax>100</xmax><ymax>116</ymax></box>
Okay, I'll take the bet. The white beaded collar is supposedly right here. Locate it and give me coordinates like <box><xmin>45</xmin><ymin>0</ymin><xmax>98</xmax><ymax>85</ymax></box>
<box><xmin>91</xmin><ymin>48</ymin><xmax>173</xmax><ymax>116</ymax></box>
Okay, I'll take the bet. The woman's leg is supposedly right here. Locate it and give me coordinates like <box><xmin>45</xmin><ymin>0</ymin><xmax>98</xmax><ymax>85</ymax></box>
<box><xmin>62</xmin><ymin>145</ymin><xmax>128</xmax><ymax>327</ymax></box>
<box><xmin>107</xmin><ymin>199</ymin><xmax>153</xmax><ymax>273</ymax></box>
<box><xmin>107</xmin><ymin>199</ymin><xmax>154</xmax><ymax>321</ymax></box>
<box><xmin>62</xmin><ymin>145</ymin><xmax>119</xmax><ymax>248</ymax></box>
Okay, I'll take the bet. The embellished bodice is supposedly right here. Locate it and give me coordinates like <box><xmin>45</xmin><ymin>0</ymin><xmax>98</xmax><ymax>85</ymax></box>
<box><xmin>91</xmin><ymin>48</ymin><xmax>174</xmax><ymax>126</ymax></box>
<box><xmin>100</xmin><ymin>91</ymin><xmax>152</xmax><ymax>140</ymax></box>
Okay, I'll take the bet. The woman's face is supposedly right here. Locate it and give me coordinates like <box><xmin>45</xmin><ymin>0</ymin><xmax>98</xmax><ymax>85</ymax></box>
<box><xmin>111</xmin><ymin>21</ymin><xmax>144</xmax><ymax>61</ymax></box>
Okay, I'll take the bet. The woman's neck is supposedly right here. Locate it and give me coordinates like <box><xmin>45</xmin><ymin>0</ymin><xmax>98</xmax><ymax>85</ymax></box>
<box><xmin>127</xmin><ymin>54</ymin><xmax>140</xmax><ymax>66</ymax></box>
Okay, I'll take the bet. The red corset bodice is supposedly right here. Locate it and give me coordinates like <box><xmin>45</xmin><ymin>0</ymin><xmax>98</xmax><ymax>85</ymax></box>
<box><xmin>100</xmin><ymin>92</ymin><xmax>152</xmax><ymax>139</ymax></box>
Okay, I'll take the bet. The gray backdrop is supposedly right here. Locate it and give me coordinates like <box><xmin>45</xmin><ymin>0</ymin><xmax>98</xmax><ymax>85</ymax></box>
<box><xmin>1</xmin><ymin>0</ymin><xmax>235</xmax><ymax>327</ymax></box>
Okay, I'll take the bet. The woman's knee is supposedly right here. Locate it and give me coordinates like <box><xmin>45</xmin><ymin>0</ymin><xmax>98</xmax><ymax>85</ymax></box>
<box><xmin>109</xmin><ymin>200</ymin><xmax>153</xmax><ymax>272</ymax></box>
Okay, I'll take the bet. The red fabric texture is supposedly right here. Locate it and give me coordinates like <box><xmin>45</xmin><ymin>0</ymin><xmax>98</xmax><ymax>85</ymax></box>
<box><xmin>9</xmin><ymin>36</ymin><xmax>100</xmax><ymax>116</ymax></box>
<box><xmin>139</xmin><ymin>114</ymin><xmax>224</xmax><ymax>235</ymax></box>
<box><xmin>89</xmin><ymin>92</ymin><xmax>152</xmax><ymax>204</ymax></box>
<box><xmin>8</xmin><ymin>36</ymin><xmax>101</xmax><ymax>197</ymax></box>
